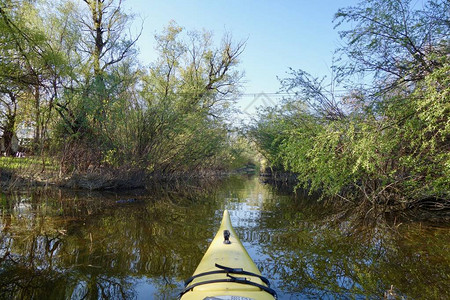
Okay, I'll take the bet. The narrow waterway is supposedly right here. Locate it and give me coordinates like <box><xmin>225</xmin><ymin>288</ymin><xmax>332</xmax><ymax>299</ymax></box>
<box><xmin>1</xmin><ymin>175</ymin><xmax>449</xmax><ymax>299</ymax></box>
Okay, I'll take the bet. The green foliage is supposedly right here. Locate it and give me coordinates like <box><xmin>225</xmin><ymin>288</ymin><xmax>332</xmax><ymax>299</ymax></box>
<box><xmin>108</xmin><ymin>22</ymin><xmax>245</xmax><ymax>174</ymax></box>
<box><xmin>252</xmin><ymin>64</ymin><xmax>449</xmax><ymax>203</ymax></box>
<box><xmin>0</xmin><ymin>156</ymin><xmax>58</xmax><ymax>172</ymax></box>
<box><xmin>0</xmin><ymin>0</ymin><xmax>71</xmax><ymax>157</ymax></box>
<box><xmin>394</xmin><ymin>64</ymin><xmax>450</xmax><ymax>198</ymax></box>
<box><xmin>334</xmin><ymin>0</ymin><xmax>449</xmax><ymax>90</ymax></box>
<box><xmin>0</xmin><ymin>0</ymin><xmax>245</xmax><ymax>178</ymax></box>
<box><xmin>250</xmin><ymin>0</ymin><xmax>449</xmax><ymax>206</ymax></box>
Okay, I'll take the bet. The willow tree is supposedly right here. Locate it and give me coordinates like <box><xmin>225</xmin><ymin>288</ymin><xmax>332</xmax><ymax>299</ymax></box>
<box><xmin>54</xmin><ymin>0</ymin><xmax>139</xmax><ymax>135</ymax></box>
<box><xmin>0</xmin><ymin>4</ymin><xmax>18</xmax><ymax>155</ymax></box>
<box><xmin>0</xmin><ymin>2</ymin><xmax>35</xmax><ymax>155</ymax></box>
<box><xmin>331</xmin><ymin>0</ymin><xmax>450</xmax><ymax>203</ymax></box>
<box><xmin>0</xmin><ymin>90</ymin><xmax>18</xmax><ymax>156</ymax></box>
<box><xmin>130</xmin><ymin>22</ymin><xmax>245</xmax><ymax>173</ymax></box>
<box><xmin>334</xmin><ymin>0</ymin><xmax>449</xmax><ymax>94</ymax></box>
<box><xmin>79</xmin><ymin>0</ymin><xmax>139</xmax><ymax>77</ymax></box>
<box><xmin>80</xmin><ymin>0</ymin><xmax>139</xmax><ymax>115</ymax></box>
<box><xmin>0</xmin><ymin>1</ymin><xmax>64</xmax><ymax>155</ymax></box>
<box><xmin>250</xmin><ymin>0</ymin><xmax>449</xmax><ymax>207</ymax></box>
<box><xmin>49</xmin><ymin>0</ymin><xmax>142</xmax><ymax>172</ymax></box>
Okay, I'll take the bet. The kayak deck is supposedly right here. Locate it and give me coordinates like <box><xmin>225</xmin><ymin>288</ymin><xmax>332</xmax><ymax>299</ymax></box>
<box><xmin>179</xmin><ymin>210</ymin><xmax>277</xmax><ymax>300</ymax></box>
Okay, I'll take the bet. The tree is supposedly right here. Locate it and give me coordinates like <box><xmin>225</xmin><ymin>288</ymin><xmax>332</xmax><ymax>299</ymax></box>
<box><xmin>0</xmin><ymin>90</ymin><xmax>18</xmax><ymax>155</ymax></box>
<box><xmin>79</xmin><ymin>0</ymin><xmax>140</xmax><ymax>126</ymax></box>
<box><xmin>333</xmin><ymin>0</ymin><xmax>449</xmax><ymax>95</ymax></box>
<box><xmin>386</xmin><ymin>64</ymin><xmax>450</xmax><ymax>201</ymax></box>
<box><xmin>250</xmin><ymin>0</ymin><xmax>449</xmax><ymax>207</ymax></box>
<box><xmin>0</xmin><ymin>0</ymin><xmax>63</xmax><ymax>155</ymax></box>
<box><xmin>0</xmin><ymin>2</ymin><xmax>30</xmax><ymax>155</ymax></box>
<box><xmin>133</xmin><ymin>22</ymin><xmax>245</xmax><ymax>173</ymax></box>
<box><xmin>278</xmin><ymin>69</ymin><xmax>346</xmax><ymax>121</ymax></box>
<box><xmin>54</xmin><ymin>0</ymin><xmax>140</xmax><ymax>139</ymax></box>
<box><xmin>80</xmin><ymin>0</ymin><xmax>139</xmax><ymax>78</ymax></box>
<box><xmin>47</xmin><ymin>0</ymin><xmax>143</xmax><ymax>172</ymax></box>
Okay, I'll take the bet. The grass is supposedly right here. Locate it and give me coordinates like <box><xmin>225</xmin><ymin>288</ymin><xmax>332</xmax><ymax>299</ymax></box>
<box><xmin>0</xmin><ymin>156</ymin><xmax>58</xmax><ymax>172</ymax></box>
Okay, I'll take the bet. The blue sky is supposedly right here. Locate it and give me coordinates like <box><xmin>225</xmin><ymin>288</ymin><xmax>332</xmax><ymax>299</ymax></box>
<box><xmin>123</xmin><ymin>0</ymin><xmax>360</xmax><ymax>116</ymax></box>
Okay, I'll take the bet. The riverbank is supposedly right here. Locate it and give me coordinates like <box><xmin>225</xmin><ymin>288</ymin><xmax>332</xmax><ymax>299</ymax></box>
<box><xmin>0</xmin><ymin>168</ymin><xmax>210</xmax><ymax>191</ymax></box>
<box><xmin>258</xmin><ymin>168</ymin><xmax>450</xmax><ymax>223</ymax></box>
<box><xmin>0</xmin><ymin>158</ymin><xmax>254</xmax><ymax>192</ymax></box>
<box><xmin>2</xmin><ymin>160</ymin><xmax>448</xmax><ymax>223</ymax></box>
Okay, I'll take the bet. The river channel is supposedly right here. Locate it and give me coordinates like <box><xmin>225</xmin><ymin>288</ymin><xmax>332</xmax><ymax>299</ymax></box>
<box><xmin>1</xmin><ymin>175</ymin><xmax>449</xmax><ymax>299</ymax></box>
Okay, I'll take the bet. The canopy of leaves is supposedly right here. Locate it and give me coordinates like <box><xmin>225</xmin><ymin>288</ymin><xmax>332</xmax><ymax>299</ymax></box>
<box><xmin>1</xmin><ymin>0</ymin><xmax>250</xmax><ymax>178</ymax></box>
<box><xmin>250</xmin><ymin>0</ymin><xmax>449</xmax><ymax>207</ymax></box>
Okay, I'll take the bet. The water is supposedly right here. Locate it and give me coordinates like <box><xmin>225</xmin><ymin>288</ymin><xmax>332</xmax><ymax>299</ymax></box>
<box><xmin>1</xmin><ymin>175</ymin><xmax>449</xmax><ymax>299</ymax></box>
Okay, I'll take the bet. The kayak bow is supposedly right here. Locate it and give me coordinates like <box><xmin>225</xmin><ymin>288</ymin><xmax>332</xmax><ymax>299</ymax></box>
<box><xmin>179</xmin><ymin>210</ymin><xmax>277</xmax><ymax>300</ymax></box>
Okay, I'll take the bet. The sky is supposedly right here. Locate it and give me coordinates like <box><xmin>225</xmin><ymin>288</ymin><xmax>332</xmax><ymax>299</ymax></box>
<box><xmin>122</xmin><ymin>0</ymin><xmax>360</xmax><ymax>117</ymax></box>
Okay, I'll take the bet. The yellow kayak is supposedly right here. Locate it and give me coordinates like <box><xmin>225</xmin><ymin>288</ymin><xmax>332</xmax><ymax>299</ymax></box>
<box><xmin>179</xmin><ymin>210</ymin><xmax>277</xmax><ymax>300</ymax></box>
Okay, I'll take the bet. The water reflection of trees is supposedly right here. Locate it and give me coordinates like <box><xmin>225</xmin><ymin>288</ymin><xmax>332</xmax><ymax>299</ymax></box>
<box><xmin>0</xmin><ymin>185</ymin><xmax>223</xmax><ymax>299</ymax></box>
<box><xmin>255</xmin><ymin>197</ymin><xmax>450</xmax><ymax>299</ymax></box>
<box><xmin>1</xmin><ymin>178</ymin><xmax>449</xmax><ymax>299</ymax></box>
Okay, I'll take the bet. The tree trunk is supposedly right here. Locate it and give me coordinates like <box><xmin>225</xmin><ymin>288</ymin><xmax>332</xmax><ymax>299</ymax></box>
<box><xmin>2</xmin><ymin>92</ymin><xmax>17</xmax><ymax>156</ymax></box>
<box><xmin>33</xmin><ymin>85</ymin><xmax>41</xmax><ymax>153</ymax></box>
<box><xmin>3</xmin><ymin>129</ymin><xmax>14</xmax><ymax>156</ymax></box>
